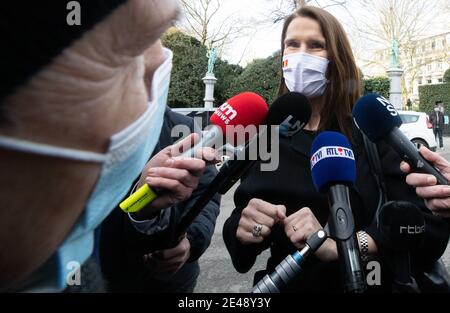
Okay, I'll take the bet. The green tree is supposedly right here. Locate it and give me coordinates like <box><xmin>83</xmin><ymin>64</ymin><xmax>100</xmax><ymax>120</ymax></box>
<box><xmin>214</xmin><ymin>60</ymin><xmax>243</xmax><ymax>105</ymax></box>
<box><xmin>363</xmin><ymin>76</ymin><xmax>390</xmax><ymax>99</ymax></box>
<box><xmin>161</xmin><ymin>28</ymin><xmax>243</xmax><ymax>108</ymax></box>
<box><xmin>162</xmin><ymin>28</ymin><xmax>207</xmax><ymax>108</ymax></box>
<box><xmin>229</xmin><ymin>52</ymin><xmax>282</xmax><ymax>105</ymax></box>
<box><xmin>444</xmin><ymin>68</ymin><xmax>450</xmax><ymax>83</ymax></box>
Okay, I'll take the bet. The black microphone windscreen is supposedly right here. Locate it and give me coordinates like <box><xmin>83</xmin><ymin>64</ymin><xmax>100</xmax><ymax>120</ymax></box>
<box><xmin>266</xmin><ymin>92</ymin><xmax>311</xmax><ymax>136</ymax></box>
<box><xmin>352</xmin><ymin>93</ymin><xmax>402</xmax><ymax>142</ymax></box>
<box><xmin>377</xmin><ymin>201</ymin><xmax>425</xmax><ymax>251</ymax></box>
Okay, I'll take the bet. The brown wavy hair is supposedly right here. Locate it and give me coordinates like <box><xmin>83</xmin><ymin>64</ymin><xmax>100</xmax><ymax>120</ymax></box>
<box><xmin>278</xmin><ymin>6</ymin><xmax>361</xmax><ymax>140</ymax></box>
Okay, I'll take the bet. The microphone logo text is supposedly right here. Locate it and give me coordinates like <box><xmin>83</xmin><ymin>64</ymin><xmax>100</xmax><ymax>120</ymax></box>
<box><xmin>376</xmin><ymin>96</ymin><xmax>398</xmax><ymax>117</ymax></box>
<box><xmin>214</xmin><ymin>102</ymin><xmax>238</xmax><ymax>125</ymax></box>
<box><xmin>311</xmin><ymin>146</ymin><xmax>355</xmax><ymax>169</ymax></box>
<box><xmin>399</xmin><ymin>225</ymin><xmax>425</xmax><ymax>235</ymax></box>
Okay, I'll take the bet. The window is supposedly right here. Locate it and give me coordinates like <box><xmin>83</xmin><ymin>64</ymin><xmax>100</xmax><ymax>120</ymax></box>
<box><xmin>438</xmin><ymin>78</ymin><xmax>443</xmax><ymax>83</ymax></box>
<box><xmin>400</xmin><ymin>114</ymin><xmax>419</xmax><ymax>124</ymax></box>
<box><xmin>437</xmin><ymin>62</ymin><xmax>443</xmax><ymax>70</ymax></box>
<box><xmin>418</xmin><ymin>78</ymin><xmax>422</xmax><ymax>85</ymax></box>
<box><xmin>428</xmin><ymin>64</ymin><xmax>432</xmax><ymax>71</ymax></box>
<box><xmin>427</xmin><ymin>79</ymin><xmax>432</xmax><ymax>84</ymax></box>
<box><xmin>432</xmin><ymin>41</ymin><xmax>436</xmax><ymax>49</ymax></box>
<box><xmin>422</xmin><ymin>45</ymin><xmax>426</xmax><ymax>52</ymax></box>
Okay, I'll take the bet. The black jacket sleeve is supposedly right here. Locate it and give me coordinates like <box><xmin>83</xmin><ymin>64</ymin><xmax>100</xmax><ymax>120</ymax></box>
<box><xmin>364</xmin><ymin>141</ymin><xmax>450</xmax><ymax>272</ymax></box>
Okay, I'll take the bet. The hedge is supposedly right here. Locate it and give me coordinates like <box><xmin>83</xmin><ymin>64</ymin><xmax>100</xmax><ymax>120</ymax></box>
<box><xmin>418</xmin><ymin>83</ymin><xmax>450</xmax><ymax>114</ymax></box>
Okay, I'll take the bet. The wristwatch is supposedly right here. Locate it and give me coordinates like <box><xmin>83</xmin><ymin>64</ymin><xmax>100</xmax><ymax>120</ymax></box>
<box><xmin>357</xmin><ymin>231</ymin><xmax>369</xmax><ymax>264</ymax></box>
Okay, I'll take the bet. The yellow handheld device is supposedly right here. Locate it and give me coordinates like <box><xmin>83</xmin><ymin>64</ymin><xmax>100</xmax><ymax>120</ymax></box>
<box><xmin>119</xmin><ymin>184</ymin><xmax>158</xmax><ymax>213</ymax></box>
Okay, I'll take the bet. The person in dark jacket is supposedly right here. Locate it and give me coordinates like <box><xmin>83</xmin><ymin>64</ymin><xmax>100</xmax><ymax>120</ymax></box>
<box><xmin>100</xmin><ymin>107</ymin><xmax>221</xmax><ymax>292</ymax></box>
<box><xmin>430</xmin><ymin>101</ymin><xmax>445</xmax><ymax>150</ymax></box>
<box><xmin>222</xmin><ymin>6</ymin><xmax>450</xmax><ymax>293</ymax></box>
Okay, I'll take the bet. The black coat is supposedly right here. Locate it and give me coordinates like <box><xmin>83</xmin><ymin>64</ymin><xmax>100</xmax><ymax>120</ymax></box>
<box><xmin>223</xmin><ymin>126</ymin><xmax>450</xmax><ymax>292</ymax></box>
<box><xmin>429</xmin><ymin>110</ymin><xmax>445</xmax><ymax>129</ymax></box>
<box><xmin>100</xmin><ymin>107</ymin><xmax>221</xmax><ymax>292</ymax></box>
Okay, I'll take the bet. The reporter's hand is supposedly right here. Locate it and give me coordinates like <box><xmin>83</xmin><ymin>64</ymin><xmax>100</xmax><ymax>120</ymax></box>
<box><xmin>400</xmin><ymin>146</ymin><xmax>450</xmax><ymax>217</ymax></box>
<box><xmin>236</xmin><ymin>199</ymin><xmax>286</xmax><ymax>245</ymax></box>
<box><xmin>135</xmin><ymin>134</ymin><xmax>216</xmax><ymax>218</ymax></box>
<box><xmin>284</xmin><ymin>207</ymin><xmax>337</xmax><ymax>262</ymax></box>
<box><xmin>142</xmin><ymin>236</ymin><xmax>191</xmax><ymax>276</ymax></box>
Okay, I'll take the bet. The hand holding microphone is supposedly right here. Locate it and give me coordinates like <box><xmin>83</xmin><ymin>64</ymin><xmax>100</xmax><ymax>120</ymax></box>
<box><xmin>142</xmin><ymin>235</ymin><xmax>191</xmax><ymax>276</ymax></box>
<box><xmin>126</xmin><ymin>133</ymin><xmax>215</xmax><ymax>220</ymax></box>
<box><xmin>400</xmin><ymin>146</ymin><xmax>450</xmax><ymax>217</ymax></box>
<box><xmin>120</xmin><ymin>92</ymin><xmax>268</xmax><ymax>214</ymax></box>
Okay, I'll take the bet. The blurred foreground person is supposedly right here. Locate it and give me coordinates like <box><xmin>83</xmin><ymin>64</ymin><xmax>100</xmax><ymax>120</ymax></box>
<box><xmin>0</xmin><ymin>0</ymin><xmax>181</xmax><ymax>291</ymax></box>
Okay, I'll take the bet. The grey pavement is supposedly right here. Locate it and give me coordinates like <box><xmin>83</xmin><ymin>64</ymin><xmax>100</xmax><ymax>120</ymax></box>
<box><xmin>194</xmin><ymin>137</ymin><xmax>450</xmax><ymax>293</ymax></box>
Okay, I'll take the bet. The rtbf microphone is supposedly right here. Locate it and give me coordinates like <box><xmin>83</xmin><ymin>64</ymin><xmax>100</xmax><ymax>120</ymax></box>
<box><xmin>377</xmin><ymin>201</ymin><xmax>425</xmax><ymax>288</ymax></box>
<box><xmin>353</xmin><ymin>94</ymin><xmax>449</xmax><ymax>185</ymax></box>
<box><xmin>310</xmin><ymin>131</ymin><xmax>367</xmax><ymax>293</ymax></box>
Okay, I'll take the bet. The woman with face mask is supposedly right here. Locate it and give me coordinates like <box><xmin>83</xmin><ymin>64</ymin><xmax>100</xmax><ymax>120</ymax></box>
<box><xmin>222</xmin><ymin>6</ymin><xmax>450</xmax><ymax>292</ymax></box>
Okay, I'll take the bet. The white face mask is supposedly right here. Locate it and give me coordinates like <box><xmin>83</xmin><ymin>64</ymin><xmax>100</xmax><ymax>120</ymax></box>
<box><xmin>282</xmin><ymin>52</ymin><xmax>329</xmax><ymax>98</ymax></box>
<box><xmin>0</xmin><ymin>48</ymin><xmax>173</xmax><ymax>291</ymax></box>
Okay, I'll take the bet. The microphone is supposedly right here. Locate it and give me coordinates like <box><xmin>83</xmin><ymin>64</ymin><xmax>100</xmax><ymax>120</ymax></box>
<box><xmin>377</xmin><ymin>201</ymin><xmax>425</xmax><ymax>289</ymax></box>
<box><xmin>181</xmin><ymin>92</ymin><xmax>269</xmax><ymax>158</ymax></box>
<box><xmin>119</xmin><ymin>92</ymin><xmax>269</xmax><ymax>214</ymax></box>
<box><xmin>352</xmin><ymin>93</ymin><xmax>449</xmax><ymax>185</ymax></box>
<box><xmin>175</xmin><ymin>92</ymin><xmax>312</xmax><ymax>240</ymax></box>
<box><xmin>126</xmin><ymin>92</ymin><xmax>312</xmax><ymax>255</ymax></box>
<box><xmin>252</xmin><ymin>229</ymin><xmax>328</xmax><ymax>293</ymax></box>
<box><xmin>310</xmin><ymin>131</ymin><xmax>367</xmax><ymax>293</ymax></box>
<box><xmin>217</xmin><ymin>92</ymin><xmax>312</xmax><ymax>194</ymax></box>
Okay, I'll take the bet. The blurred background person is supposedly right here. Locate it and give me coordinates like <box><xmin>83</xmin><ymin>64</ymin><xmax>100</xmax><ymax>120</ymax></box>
<box><xmin>430</xmin><ymin>101</ymin><xmax>445</xmax><ymax>150</ymax></box>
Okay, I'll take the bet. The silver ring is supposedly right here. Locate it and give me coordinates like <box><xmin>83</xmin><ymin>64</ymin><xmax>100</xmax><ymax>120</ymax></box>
<box><xmin>252</xmin><ymin>224</ymin><xmax>263</xmax><ymax>237</ymax></box>
<box><xmin>292</xmin><ymin>225</ymin><xmax>298</xmax><ymax>232</ymax></box>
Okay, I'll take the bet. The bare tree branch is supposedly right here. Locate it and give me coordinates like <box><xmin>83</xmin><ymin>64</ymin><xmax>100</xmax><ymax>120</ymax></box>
<box><xmin>265</xmin><ymin>0</ymin><xmax>347</xmax><ymax>24</ymax></box>
<box><xmin>178</xmin><ymin>0</ymin><xmax>256</xmax><ymax>52</ymax></box>
<box><xmin>349</xmin><ymin>0</ymin><xmax>446</xmax><ymax>100</ymax></box>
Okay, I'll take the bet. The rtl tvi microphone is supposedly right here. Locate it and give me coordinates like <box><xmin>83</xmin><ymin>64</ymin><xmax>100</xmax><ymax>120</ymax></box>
<box><xmin>310</xmin><ymin>131</ymin><xmax>367</xmax><ymax>293</ymax></box>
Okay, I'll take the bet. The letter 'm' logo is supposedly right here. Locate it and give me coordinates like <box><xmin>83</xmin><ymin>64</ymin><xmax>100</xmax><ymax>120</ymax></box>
<box><xmin>215</xmin><ymin>102</ymin><xmax>238</xmax><ymax>125</ymax></box>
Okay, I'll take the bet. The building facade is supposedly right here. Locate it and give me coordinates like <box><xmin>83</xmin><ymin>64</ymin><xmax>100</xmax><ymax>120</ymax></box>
<box><xmin>361</xmin><ymin>32</ymin><xmax>450</xmax><ymax>107</ymax></box>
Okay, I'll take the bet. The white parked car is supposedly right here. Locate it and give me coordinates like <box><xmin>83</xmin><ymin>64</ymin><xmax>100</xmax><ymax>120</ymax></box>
<box><xmin>398</xmin><ymin>110</ymin><xmax>437</xmax><ymax>151</ymax></box>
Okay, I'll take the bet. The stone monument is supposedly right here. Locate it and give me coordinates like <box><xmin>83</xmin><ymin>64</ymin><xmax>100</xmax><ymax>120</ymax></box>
<box><xmin>387</xmin><ymin>38</ymin><xmax>404</xmax><ymax>110</ymax></box>
<box><xmin>203</xmin><ymin>47</ymin><xmax>218</xmax><ymax>109</ymax></box>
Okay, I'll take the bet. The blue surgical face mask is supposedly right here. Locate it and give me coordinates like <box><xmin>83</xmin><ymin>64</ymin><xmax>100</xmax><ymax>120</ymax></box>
<box><xmin>0</xmin><ymin>48</ymin><xmax>173</xmax><ymax>291</ymax></box>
